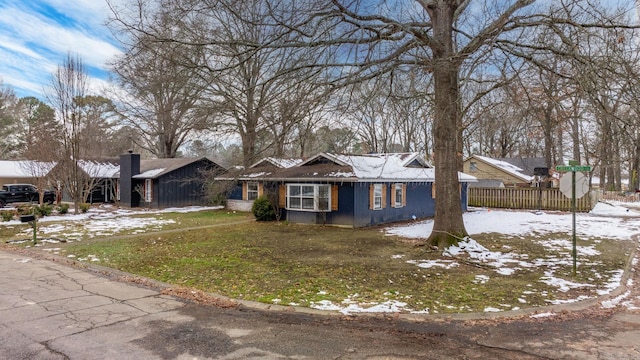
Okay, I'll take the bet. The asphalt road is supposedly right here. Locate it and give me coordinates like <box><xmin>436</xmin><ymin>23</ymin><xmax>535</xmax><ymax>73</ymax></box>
<box><xmin>1</xmin><ymin>247</ymin><xmax>639</xmax><ymax>360</ymax></box>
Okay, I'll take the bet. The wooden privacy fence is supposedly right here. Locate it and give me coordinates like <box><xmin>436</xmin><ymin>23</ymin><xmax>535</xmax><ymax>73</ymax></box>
<box><xmin>598</xmin><ymin>190</ymin><xmax>640</xmax><ymax>203</ymax></box>
<box><xmin>468</xmin><ymin>187</ymin><xmax>597</xmax><ymax>212</ymax></box>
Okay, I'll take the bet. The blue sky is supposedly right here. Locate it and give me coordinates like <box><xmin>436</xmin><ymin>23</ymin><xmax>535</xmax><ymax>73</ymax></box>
<box><xmin>0</xmin><ymin>0</ymin><xmax>122</xmax><ymax>100</ymax></box>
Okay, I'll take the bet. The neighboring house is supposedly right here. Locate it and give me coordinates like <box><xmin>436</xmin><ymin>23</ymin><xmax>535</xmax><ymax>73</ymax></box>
<box><xmin>0</xmin><ymin>160</ymin><xmax>55</xmax><ymax>186</ymax></box>
<box><xmin>221</xmin><ymin>152</ymin><xmax>476</xmax><ymax>228</ymax></box>
<box><xmin>78</xmin><ymin>160</ymin><xmax>120</xmax><ymax>203</ymax></box>
<box><xmin>463</xmin><ymin>155</ymin><xmax>545</xmax><ymax>188</ymax></box>
<box><xmin>49</xmin><ymin>159</ymin><xmax>120</xmax><ymax>203</ymax></box>
<box><xmin>119</xmin><ymin>151</ymin><xmax>225</xmax><ymax>208</ymax></box>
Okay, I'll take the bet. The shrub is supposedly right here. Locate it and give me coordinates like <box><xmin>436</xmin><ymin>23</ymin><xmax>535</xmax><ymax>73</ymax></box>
<box><xmin>15</xmin><ymin>204</ymin><xmax>33</xmax><ymax>216</ymax></box>
<box><xmin>34</xmin><ymin>204</ymin><xmax>53</xmax><ymax>217</ymax></box>
<box><xmin>57</xmin><ymin>203</ymin><xmax>69</xmax><ymax>214</ymax></box>
<box><xmin>0</xmin><ymin>210</ymin><xmax>14</xmax><ymax>222</ymax></box>
<box><xmin>251</xmin><ymin>196</ymin><xmax>276</xmax><ymax>221</ymax></box>
<box><xmin>80</xmin><ymin>203</ymin><xmax>90</xmax><ymax>213</ymax></box>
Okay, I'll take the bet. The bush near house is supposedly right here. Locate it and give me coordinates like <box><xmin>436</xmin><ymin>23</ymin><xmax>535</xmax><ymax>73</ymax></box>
<box><xmin>0</xmin><ymin>210</ymin><xmax>14</xmax><ymax>222</ymax></box>
<box><xmin>252</xmin><ymin>196</ymin><xmax>276</xmax><ymax>221</ymax></box>
<box><xmin>34</xmin><ymin>204</ymin><xmax>53</xmax><ymax>217</ymax></box>
<box><xmin>15</xmin><ymin>204</ymin><xmax>33</xmax><ymax>216</ymax></box>
<box><xmin>57</xmin><ymin>203</ymin><xmax>69</xmax><ymax>214</ymax></box>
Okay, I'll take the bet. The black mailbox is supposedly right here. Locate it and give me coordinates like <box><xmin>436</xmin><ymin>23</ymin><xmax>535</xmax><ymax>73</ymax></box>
<box><xmin>20</xmin><ymin>215</ymin><xmax>36</xmax><ymax>223</ymax></box>
<box><xmin>534</xmin><ymin>167</ymin><xmax>549</xmax><ymax>176</ymax></box>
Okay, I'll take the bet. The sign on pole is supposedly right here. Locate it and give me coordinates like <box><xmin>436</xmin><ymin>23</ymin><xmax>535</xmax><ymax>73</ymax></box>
<box><xmin>555</xmin><ymin>165</ymin><xmax>592</xmax><ymax>173</ymax></box>
<box><xmin>555</xmin><ymin>161</ymin><xmax>592</xmax><ymax>276</ymax></box>
<box><xmin>559</xmin><ymin>172</ymin><xmax>589</xmax><ymax>199</ymax></box>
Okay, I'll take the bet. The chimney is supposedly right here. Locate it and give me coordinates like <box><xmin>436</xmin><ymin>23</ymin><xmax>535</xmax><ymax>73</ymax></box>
<box><xmin>119</xmin><ymin>150</ymin><xmax>140</xmax><ymax>207</ymax></box>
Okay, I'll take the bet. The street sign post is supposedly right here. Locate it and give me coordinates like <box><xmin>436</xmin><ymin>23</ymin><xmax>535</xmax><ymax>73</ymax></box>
<box><xmin>555</xmin><ymin>162</ymin><xmax>592</xmax><ymax>276</ymax></box>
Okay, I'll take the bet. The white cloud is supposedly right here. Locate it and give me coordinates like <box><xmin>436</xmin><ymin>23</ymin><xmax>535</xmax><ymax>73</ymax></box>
<box><xmin>0</xmin><ymin>0</ymin><xmax>122</xmax><ymax>98</ymax></box>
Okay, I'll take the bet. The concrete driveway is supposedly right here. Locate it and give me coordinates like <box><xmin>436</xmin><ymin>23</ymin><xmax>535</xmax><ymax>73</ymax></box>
<box><xmin>1</xmin><ymin>247</ymin><xmax>640</xmax><ymax>359</ymax></box>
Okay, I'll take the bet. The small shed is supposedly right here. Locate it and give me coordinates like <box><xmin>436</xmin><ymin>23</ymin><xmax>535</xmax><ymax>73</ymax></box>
<box><xmin>221</xmin><ymin>152</ymin><xmax>476</xmax><ymax>227</ymax></box>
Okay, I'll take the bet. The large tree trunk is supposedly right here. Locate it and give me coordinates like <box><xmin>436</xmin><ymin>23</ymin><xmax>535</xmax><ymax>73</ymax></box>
<box><xmin>542</xmin><ymin>107</ymin><xmax>554</xmax><ymax>167</ymax></box>
<box><xmin>427</xmin><ymin>4</ymin><xmax>467</xmax><ymax>248</ymax></box>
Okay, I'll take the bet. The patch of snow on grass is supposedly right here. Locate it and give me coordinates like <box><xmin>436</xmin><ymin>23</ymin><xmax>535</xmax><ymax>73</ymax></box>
<box><xmin>530</xmin><ymin>312</ymin><xmax>556</xmax><ymax>318</ymax></box>
<box><xmin>596</xmin><ymin>270</ymin><xmax>624</xmax><ymax>295</ymax></box>
<box><xmin>540</xmin><ymin>271</ymin><xmax>595</xmax><ymax>292</ymax></box>
<box><xmin>406</xmin><ymin>259</ymin><xmax>458</xmax><ymax>269</ymax></box>
<box><xmin>483</xmin><ymin>307</ymin><xmax>501</xmax><ymax>312</ymax></box>
<box><xmin>601</xmin><ymin>291</ymin><xmax>631</xmax><ymax>309</ymax></box>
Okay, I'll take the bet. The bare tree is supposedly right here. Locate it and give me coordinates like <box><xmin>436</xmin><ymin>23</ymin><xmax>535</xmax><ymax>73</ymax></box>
<box><xmin>108</xmin><ymin>11</ymin><xmax>212</xmax><ymax>159</ymax></box>
<box><xmin>108</xmin><ymin>0</ymin><xmax>333</xmax><ymax>166</ymax></box>
<box><xmin>46</xmin><ymin>53</ymin><xmax>88</xmax><ymax>213</ymax></box>
<box><xmin>266</xmin><ymin>0</ymin><xmax>637</xmax><ymax>247</ymax></box>
<box><xmin>108</xmin><ymin>0</ymin><xmax>637</xmax><ymax>246</ymax></box>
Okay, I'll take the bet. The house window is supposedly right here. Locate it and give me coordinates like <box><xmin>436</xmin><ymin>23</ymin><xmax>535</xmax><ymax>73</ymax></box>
<box><xmin>373</xmin><ymin>184</ymin><xmax>383</xmax><ymax>210</ymax></box>
<box><xmin>144</xmin><ymin>179</ymin><xmax>152</xmax><ymax>202</ymax></box>
<box><xmin>286</xmin><ymin>184</ymin><xmax>331</xmax><ymax>212</ymax></box>
<box><xmin>247</xmin><ymin>182</ymin><xmax>259</xmax><ymax>200</ymax></box>
<box><xmin>469</xmin><ymin>162</ymin><xmax>478</xmax><ymax>173</ymax></box>
<box><xmin>394</xmin><ymin>183</ymin><xmax>406</xmax><ymax>208</ymax></box>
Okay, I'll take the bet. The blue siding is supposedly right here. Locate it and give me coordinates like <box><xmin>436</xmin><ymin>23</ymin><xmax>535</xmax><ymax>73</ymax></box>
<box><xmin>241</xmin><ymin>180</ymin><xmax>469</xmax><ymax>228</ymax></box>
<box><xmin>228</xmin><ymin>185</ymin><xmax>243</xmax><ymax>200</ymax></box>
<box><xmin>352</xmin><ymin>182</ymin><xmax>436</xmax><ymax>228</ymax></box>
<box><xmin>460</xmin><ymin>183</ymin><xmax>469</xmax><ymax>211</ymax></box>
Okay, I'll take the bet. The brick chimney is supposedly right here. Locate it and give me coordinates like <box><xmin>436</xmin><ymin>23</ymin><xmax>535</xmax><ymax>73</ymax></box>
<box><xmin>119</xmin><ymin>150</ymin><xmax>140</xmax><ymax>207</ymax></box>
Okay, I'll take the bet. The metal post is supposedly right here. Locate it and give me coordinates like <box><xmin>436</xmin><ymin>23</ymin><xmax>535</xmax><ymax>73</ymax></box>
<box><xmin>32</xmin><ymin>219</ymin><xmax>37</xmax><ymax>245</ymax></box>
<box><xmin>572</xmin><ymin>170</ymin><xmax>577</xmax><ymax>276</ymax></box>
<box><xmin>538</xmin><ymin>178</ymin><xmax>542</xmax><ymax>212</ymax></box>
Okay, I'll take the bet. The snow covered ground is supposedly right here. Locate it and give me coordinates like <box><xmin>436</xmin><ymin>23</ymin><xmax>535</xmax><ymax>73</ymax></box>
<box><xmin>362</xmin><ymin>202</ymin><xmax>640</xmax><ymax>316</ymax></box>
<box><xmin>6</xmin><ymin>205</ymin><xmax>222</xmax><ymax>243</ymax></box>
<box><xmin>314</xmin><ymin>202</ymin><xmax>640</xmax><ymax>315</ymax></box>
<box><xmin>5</xmin><ymin>202</ymin><xmax>640</xmax><ymax>316</ymax></box>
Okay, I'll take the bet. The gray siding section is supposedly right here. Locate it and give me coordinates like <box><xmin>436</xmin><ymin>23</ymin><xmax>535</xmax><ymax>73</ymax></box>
<box><xmin>152</xmin><ymin>159</ymin><xmax>214</xmax><ymax>208</ymax></box>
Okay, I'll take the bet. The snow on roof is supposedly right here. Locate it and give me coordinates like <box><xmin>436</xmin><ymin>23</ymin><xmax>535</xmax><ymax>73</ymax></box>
<box><xmin>307</xmin><ymin>153</ymin><xmax>475</xmax><ymax>182</ymax></box>
<box><xmin>474</xmin><ymin>155</ymin><xmax>533</xmax><ymax>182</ymax></box>
<box><xmin>250</xmin><ymin>157</ymin><xmax>303</xmax><ymax>169</ymax></box>
<box><xmin>325</xmin><ymin>153</ymin><xmax>433</xmax><ymax>180</ymax></box>
<box><xmin>133</xmin><ymin>168</ymin><xmax>166</xmax><ymax>179</ymax></box>
<box><xmin>78</xmin><ymin>160</ymin><xmax>120</xmax><ymax>178</ymax></box>
<box><xmin>0</xmin><ymin>160</ymin><xmax>56</xmax><ymax>178</ymax></box>
<box><xmin>223</xmin><ymin>152</ymin><xmax>476</xmax><ymax>182</ymax></box>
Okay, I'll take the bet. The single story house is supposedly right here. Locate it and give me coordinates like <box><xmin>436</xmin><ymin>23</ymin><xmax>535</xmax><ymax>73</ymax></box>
<box><xmin>0</xmin><ymin>160</ymin><xmax>55</xmax><ymax>186</ymax></box>
<box><xmin>48</xmin><ymin>159</ymin><xmax>120</xmax><ymax>204</ymax></box>
<box><xmin>119</xmin><ymin>151</ymin><xmax>225</xmax><ymax>208</ymax></box>
<box><xmin>220</xmin><ymin>152</ymin><xmax>476</xmax><ymax>228</ymax></box>
<box><xmin>463</xmin><ymin>155</ymin><xmax>546</xmax><ymax>188</ymax></box>
<box><xmin>78</xmin><ymin>160</ymin><xmax>120</xmax><ymax>203</ymax></box>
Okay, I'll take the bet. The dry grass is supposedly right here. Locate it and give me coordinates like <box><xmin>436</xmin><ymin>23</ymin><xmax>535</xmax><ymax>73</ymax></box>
<box><xmin>31</xmin><ymin>215</ymin><xmax>634</xmax><ymax>314</ymax></box>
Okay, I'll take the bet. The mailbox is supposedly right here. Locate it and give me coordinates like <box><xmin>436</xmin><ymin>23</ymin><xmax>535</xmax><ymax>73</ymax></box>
<box><xmin>20</xmin><ymin>215</ymin><xmax>36</xmax><ymax>223</ymax></box>
<box><xmin>534</xmin><ymin>167</ymin><xmax>549</xmax><ymax>176</ymax></box>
